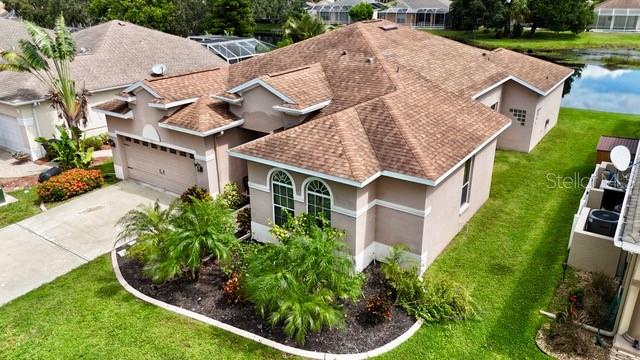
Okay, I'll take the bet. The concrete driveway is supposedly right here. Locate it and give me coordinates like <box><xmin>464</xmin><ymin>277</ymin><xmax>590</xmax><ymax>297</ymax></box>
<box><xmin>0</xmin><ymin>181</ymin><xmax>175</xmax><ymax>306</ymax></box>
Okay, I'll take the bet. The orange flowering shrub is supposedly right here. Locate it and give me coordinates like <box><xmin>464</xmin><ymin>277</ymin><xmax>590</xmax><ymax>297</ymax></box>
<box><xmin>37</xmin><ymin>169</ymin><xmax>104</xmax><ymax>202</ymax></box>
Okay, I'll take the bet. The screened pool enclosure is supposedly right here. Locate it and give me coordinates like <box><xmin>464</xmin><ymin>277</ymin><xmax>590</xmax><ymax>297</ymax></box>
<box><xmin>188</xmin><ymin>36</ymin><xmax>275</xmax><ymax>63</ymax></box>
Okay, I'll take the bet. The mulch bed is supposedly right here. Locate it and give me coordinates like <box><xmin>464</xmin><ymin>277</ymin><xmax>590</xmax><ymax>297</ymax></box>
<box><xmin>116</xmin><ymin>247</ymin><xmax>416</xmax><ymax>354</ymax></box>
<box><xmin>0</xmin><ymin>175</ymin><xmax>39</xmax><ymax>192</ymax></box>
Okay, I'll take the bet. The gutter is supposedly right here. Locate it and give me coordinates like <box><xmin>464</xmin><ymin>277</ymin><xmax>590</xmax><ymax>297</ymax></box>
<box><xmin>158</xmin><ymin>119</ymin><xmax>245</xmax><ymax>137</ymax></box>
<box><xmin>614</xmin><ymin>139</ymin><xmax>640</xmax><ymax>250</ymax></box>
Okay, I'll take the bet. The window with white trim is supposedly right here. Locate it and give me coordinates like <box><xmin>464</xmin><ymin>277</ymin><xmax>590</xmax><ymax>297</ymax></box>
<box><xmin>272</xmin><ymin>171</ymin><xmax>294</xmax><ymax>226</ymax></box>
<box><xmin>460</xmin><ymin>157</ymin><xmax>474</xmax><ymax>207</ymax></box>
<box><xmin>509</xmin><ymin>108</ymin><xmax>527</xmax><ymax>126</ymax></box>
<box><xmin>307</xmin><ymin>180</ymin><xmax>331</xmax><ymax>226</ymax></box>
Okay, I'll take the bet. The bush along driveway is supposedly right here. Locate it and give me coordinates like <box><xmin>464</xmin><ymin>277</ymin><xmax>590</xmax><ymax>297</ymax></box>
<box><xmin>0</xmin><ymin>181</ymin><xmax>175</xmax><ymax>306</ymax></box>
<box><xmin>0</xmin><ymin>108</ymin><xmax>639</xmax><ymax>359</ymax></box>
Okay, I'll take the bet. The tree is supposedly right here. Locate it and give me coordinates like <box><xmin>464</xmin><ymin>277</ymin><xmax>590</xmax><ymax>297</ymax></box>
<box><xmin>3</xmin><ymin>0</ymin><xmax>93</xmax><ymax>28</ymax></box>
<box><xmin>252</xmin><ymin>0</ymin><xmax>305</xmax><ymax>24</ymax></box>
<box><xmin>207</xmin><ymin>0</ymin><xmax>255</xmax><ymax>37</ymax></box>
<box><xmin>349</xmin><ymin>2</ymin><xmax>374</xmax><ymax>22</ymax></box>
<box><xmin>560</xmin><ymin>0</ymin><xmax>595</xmax><ymax>34</ymax></box>
<box><xmin>0</xmin><ymin>16</ymin><xmax>90</xmax><ymax>132</ymax></box>
<box><xmin>528</xmin><ymin>0</ymin><xmax>594</xmax><ymax>34</ymax></box>
<box><xmin>450</xmin><ymin>0</ymin><xmax>487</xmax><ymax>31</ymax></box>
<box><xmin>282</xmin><ymin>13</ymin><xmax>328</xmax><ymax>43</ymax></box>
<box><xmin>88</xmin><ymin>0</ymin><xmax>176</xmax><ymax>33</ymax></box>
<box><xmin>169</xmin><ymin>0</ymin><xmax>210</xmax><ymax>36</ymax></box>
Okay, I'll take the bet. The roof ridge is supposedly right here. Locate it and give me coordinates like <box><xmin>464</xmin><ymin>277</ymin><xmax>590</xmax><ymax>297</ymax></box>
<box><xmin>353</xmin><ymin>22</ymin><xmax>401</xmax><ymax>90</ymax></box>
<box><xmin>333</xmin><ymin>109</ymin><xmax>381</xmax><ymax>179</ymax></box>
<box><xmin>267</xmin><ymin>64</ymin><xmax>314</xmax><ymax>77</ymax></box>
<box><xmin>146</xmin><ymin>67</ymin><xmax>223</xmax><ymax>82</ymax></box>
<box><xmin>379</xmin><ymin>96</ymin><xmax>429</xmax><ymax>178</ymax></box>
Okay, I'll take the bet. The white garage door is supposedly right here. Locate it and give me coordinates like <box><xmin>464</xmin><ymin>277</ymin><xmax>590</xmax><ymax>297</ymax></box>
<box><xmin>0</xmin><ymin>114</ymin><xmax>26</xmax><ymax>152</ymax></box>
<box><xmin>121</xmin><ymin>136</ymin><xmax>198</xmax><ymax>194</ymax></box>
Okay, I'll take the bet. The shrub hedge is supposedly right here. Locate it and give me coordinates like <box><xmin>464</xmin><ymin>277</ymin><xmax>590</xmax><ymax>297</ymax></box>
<box><xmin>37</xmin><ymin>169</ymin><xmax>104</xmax><ymax>202</ymax></box>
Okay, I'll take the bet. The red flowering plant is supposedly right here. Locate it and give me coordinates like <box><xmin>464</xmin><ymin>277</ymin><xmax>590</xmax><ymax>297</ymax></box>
<box><xmin>36</xmin><ymin>169</ymin><xmax>104</xmax><ymax>202</ymax></box>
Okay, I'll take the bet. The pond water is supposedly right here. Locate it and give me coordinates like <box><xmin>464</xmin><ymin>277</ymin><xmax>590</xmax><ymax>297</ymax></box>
<box><xmin>551</xmin><ymin>48</ymin><xmax>640</xmax><ymax>115</ymax></box>
<box><xmin>561</xmin><ymin>64</ymin><xmax>640</xmax><ymax>115</ymax></box>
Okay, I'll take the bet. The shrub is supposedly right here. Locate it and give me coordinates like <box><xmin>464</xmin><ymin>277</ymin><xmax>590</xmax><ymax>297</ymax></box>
<box><xmin>144</xmin><ymin>198</ymin><xmax>236</xmax><ymax>283</ymax></box>
<box><xmin>366</xmin><ymin>292</ymin><xmax>393</xmax><ymax>324</ymax></box>
<box><xmin>223</xmin><ymin>272</ymin><xmax>242</xmax><ymax>304</ymax></box>
<box><xmin>219</xmin><ymin>240</ymin><xmax>261</xmax><ymax>276</ymax></box>
<box><xmin>546</xmin><ymin>321</ymin><xmax>595</xmax><ymax>357</ymax></box>
<box><xmin>82</xmin><ymin>133</ymin><xmax>109</xmax><ymax>150</ymax></box>
<box><xmin>117</xmin><ymin>198</ymin><xmax>236</xmax><ymax>283</ymax></box>
<box><xmin>381</xmin><ymin>245</ymin><xmax>475</xmax><ymax>322</ymax></box>
<box><xmin>585</xmin><ymin>272</ymin><xmax>616</xmax><ymax>329</ymax></box>
<box><xmin>118</xmin><ymin>201</ymin><xmax>179</xmax><ymax>264</ymax></box>
<box><xmin>243</xmin><ymin>213</ymin><xmax>364</xmax><ymax>344</ymax></box>
<box><xmin>349</xmin><ymin>2</ymin><xmax>374</xmax><ymax>21</ymax></box>
<box><xmin>218</xmin><ymin>183</ymin><xmax>245</xmax><ymax>210</ymax></box>
<box><xmin>180</xmin><ymin>185</ymin><xmax>212</xmax><ymax>204</ymax></box>
<box><xmin>35</xmin><ymin>125</ymin><xmax>93</xmax><ymax>169</ymax></box>
<box><xmin>36</xmin><ymin>168</ymin><xmax>103</xmax><ymax>202</ymax></box>
<box><xmin>236</xmin><ymin>207</ymin><xmax>251</xmax><ymax>235</ymax></box>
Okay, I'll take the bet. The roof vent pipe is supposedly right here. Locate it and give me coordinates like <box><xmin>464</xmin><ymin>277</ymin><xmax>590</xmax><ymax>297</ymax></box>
<box><xmin>341</xmin><ymin>50</ymin><xmax>347</xmax><ymax>56</ymax></box>
<box><xmin>366</xmin><ymin>57</ymin><xmax>374</xmax><ymax>64</ymax></box>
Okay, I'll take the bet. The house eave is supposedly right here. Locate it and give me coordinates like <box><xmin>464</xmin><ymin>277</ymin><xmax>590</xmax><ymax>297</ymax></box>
<box><xmin>158</xmin><ymin>119</ymin><xmax>245</xmax><ymax>137</ymax></box>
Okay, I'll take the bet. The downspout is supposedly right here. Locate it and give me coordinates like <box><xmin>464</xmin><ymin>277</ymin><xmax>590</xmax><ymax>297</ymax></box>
<box><xmin>214</xmin><ymin>133</ymin><xmax>223</xmax><ymax>195</ymax></box>
<box><xmin>31</xmin><ymin>102</ymin><xmax>43</xmax><ymax>138</ymax></box>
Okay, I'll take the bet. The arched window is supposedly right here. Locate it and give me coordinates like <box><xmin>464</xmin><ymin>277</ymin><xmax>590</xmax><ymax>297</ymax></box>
<box><xmin>306</xmin><ymin>180</ymin><xmax>331</xmax><ymax>225</ymax></box>
<box><xmin>272</xmin><ymin>170</ymin><xmax>294</xmax><ymax>226</ymax></box>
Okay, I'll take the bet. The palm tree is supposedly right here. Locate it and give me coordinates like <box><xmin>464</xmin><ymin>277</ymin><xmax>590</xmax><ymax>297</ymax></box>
<box><xmin>282</xmin><ymin>14</ymin><xmax>328</xmax><ymax>43</ymax></box>
<box><xmin>0</xmin><ymin>15</ymin><xmax>89</xmax><ymax>132</ymax></box>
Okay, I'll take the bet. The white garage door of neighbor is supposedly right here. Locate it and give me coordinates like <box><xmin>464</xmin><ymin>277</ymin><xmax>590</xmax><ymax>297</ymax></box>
<box><xmin>0</xmin><ymin>114</ymin><xmax>26</xmax><ymax>152</ymax></box>
<box><xmin>122</xmin><ymin>136</ymin><xmax>198</xmax><ymax>194</ymax></box>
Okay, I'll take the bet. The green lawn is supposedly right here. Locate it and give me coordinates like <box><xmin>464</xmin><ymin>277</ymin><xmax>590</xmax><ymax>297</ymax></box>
<box><xmin>428</xmin><ymin>29</ymin><xmax>640</xmax><ymax>51</ymax></box>
<box><xmin>1</xmin><ymin>109</ymin><xmax>640</xmax><ymax>359</ymax></box>
<box><xmin>0</xmin><ymin>160</ymin><xmax>117</xmax><ymax>229</ymax></box>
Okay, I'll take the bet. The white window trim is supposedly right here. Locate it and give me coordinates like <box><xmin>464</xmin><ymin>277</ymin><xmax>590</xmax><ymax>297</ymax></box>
<box><xmin>460</xmin><ymin>157</ymin><xmax>474</xmax><ymax>209</ymax></box>
<box><xmin>271</xmin><ymin>170</ymin><xmax>295</xmax><ymax>226</ymax></box>
<box><xmin>305</xmin><ymin>179</ymin><xmax>333</xmax><ymax>223</ymax></box>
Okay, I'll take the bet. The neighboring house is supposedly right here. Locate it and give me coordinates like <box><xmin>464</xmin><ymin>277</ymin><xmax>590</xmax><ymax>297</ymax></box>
<box><xmin>378</xmin><ymin>0</ymin><xmax>450</xmax><ymax>29</ymax></box>
<box><xmin>97</xmin><ymin>20</ymin><xmax>571</xmax><ymax>273</ymax></box>
<box><xmin>565</xmin><ymin>138</ymin><xmax>640</xmax><ymax>359</ymax></box>
<box><xmin>188</xmin><ymin>35</ymin><xmax>275</xmax><ymax>64</ymax></box>
<box><xmin>307</xmin><ymin>0</ymin><xmax>385</xmax><ymax>25</ymax></box>
<box><xmin>0</xmin><ymin>19</ymin><xmax>226</xmax><ymax>159</ymax></box>
<box><xmin>593</xmin><ymin>0</ymin><xmax>640</xmax><ymax>32</ymax></box>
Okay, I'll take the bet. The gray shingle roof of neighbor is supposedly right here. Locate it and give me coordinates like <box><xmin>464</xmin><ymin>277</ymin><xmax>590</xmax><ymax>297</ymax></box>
<box><xmin>596</xmin><ymin>0</ymin><xmax>640</xmax><ymax>9</ymax></box>
<box><xmin>0</xmin><ymin>19</ymin><xmax>227</xmax><ymax>104</ymax></box>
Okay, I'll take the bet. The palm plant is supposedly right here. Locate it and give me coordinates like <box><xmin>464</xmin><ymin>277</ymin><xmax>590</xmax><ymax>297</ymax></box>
<box><xmin>243</xmin><ymin>213</ymin><xmax>364</xmax><ymax>344</ymax></box>
<box><xmin>282</xmin><ymin>14</ymin><xmax>328</xmax><ymax>43</ymax></box>
<box><xmin>0</xmin><ymin>15</ymin><xmax>89</xmax><ymax>132</ymax></box>
<box><xmin>165</xmin><ymin>198</ymin><xmax>236</xmax><ymax>281</ymax></box>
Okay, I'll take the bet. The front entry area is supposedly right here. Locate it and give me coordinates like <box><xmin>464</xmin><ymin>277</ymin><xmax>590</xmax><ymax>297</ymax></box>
<box><xmin>121</xmin><ymin>136</ymin><xmax>197</xmax><ymax>194</ymax></box>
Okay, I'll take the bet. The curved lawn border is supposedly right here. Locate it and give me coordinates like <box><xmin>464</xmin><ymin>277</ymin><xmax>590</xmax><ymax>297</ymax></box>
<box><xmin>111</xmin><ymin>249</ymin><xmax>423</xmax><ymax>359</ymax></box>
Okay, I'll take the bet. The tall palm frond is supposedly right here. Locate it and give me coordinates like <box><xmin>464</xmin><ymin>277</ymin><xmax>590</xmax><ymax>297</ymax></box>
<box><xmin>0</xmin><ymin>15</ymin><xmax>88</xmax><ymax>130</ymax></box>
<box><xmin>283</xmin><ymin>14</ymin><xmax>328</xmax><ymax>43</ymax></box>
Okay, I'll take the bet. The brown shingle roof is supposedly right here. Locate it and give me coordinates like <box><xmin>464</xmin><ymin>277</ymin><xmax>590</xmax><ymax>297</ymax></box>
<box><xmin>141</xmin><ymin>68</ymin><xmax>228</xmax><ymax>104</ymax></box>
<box><xmin>0</xmin><ymin>19</ymin><xmax>226</xmax><ymax>103</ymax></box>
<box><xmin>160</xmin><ymin>96</ymin><xmax>238</xmax><ymax>133</ymax></box>
<box><xmin>233</xmin><ymin>73</ymin><xmax>511</xmax><ymax>183</ymax></box>
<box><xmin>115</xmin><ymin>20</ymin><xmax>569</xmax><ymax>184</ymax></box>
<box><xmin>257</xmin><ymin>63</ymin><xmax>333</xmax><ymax>109</ymax></box>
<box><xmin>94</xmin><ymin>99</ymin><xmax>130</xmax><ymax>114</ymax></box>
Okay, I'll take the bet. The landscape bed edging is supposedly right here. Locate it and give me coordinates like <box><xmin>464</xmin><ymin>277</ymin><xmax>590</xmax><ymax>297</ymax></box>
<box><xmin>110</xmin><ymin>249</ymin><xmax>423</xmax><ymax>359</ymax></box>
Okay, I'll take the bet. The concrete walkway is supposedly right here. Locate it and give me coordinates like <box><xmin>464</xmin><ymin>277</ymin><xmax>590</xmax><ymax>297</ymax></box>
<box><xmin>0</xmin><ymin>181</ymin><xmax>175</xmax><ymax>306</ymax></box>
<box><xmin>0</xmin><ymin>149</ymin><xmax>51</xmax><ymax>178</ymax></box>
